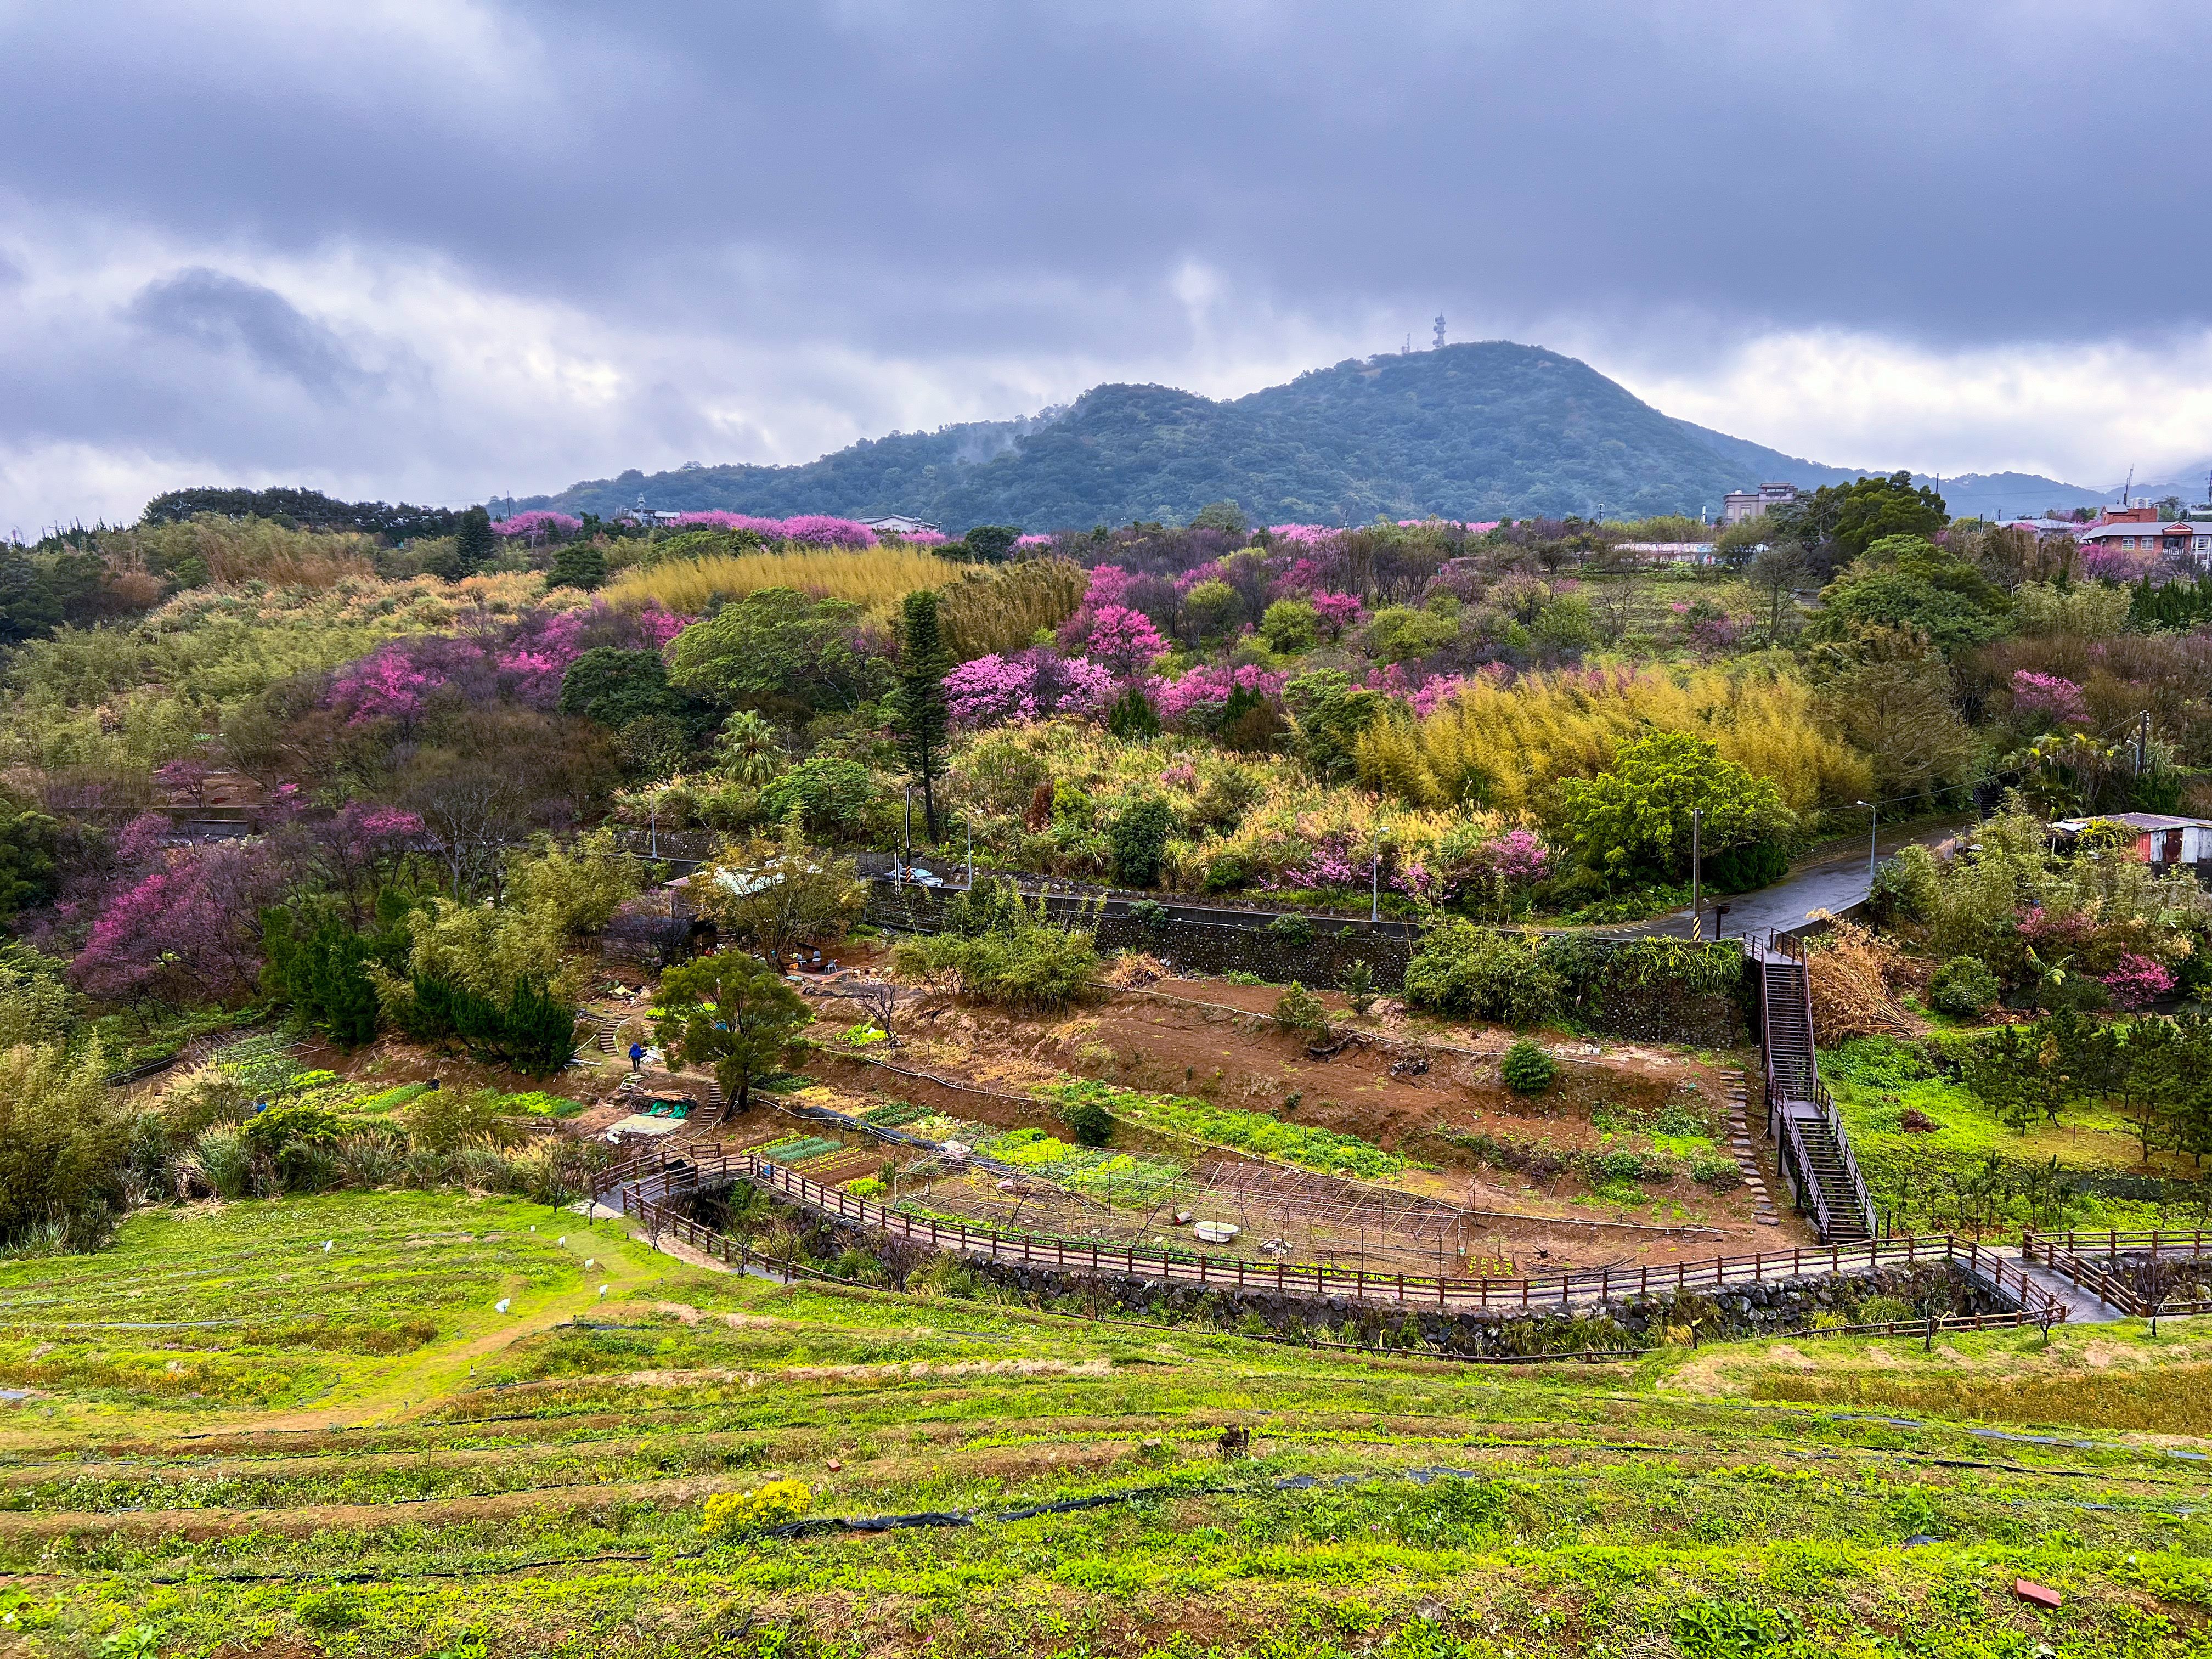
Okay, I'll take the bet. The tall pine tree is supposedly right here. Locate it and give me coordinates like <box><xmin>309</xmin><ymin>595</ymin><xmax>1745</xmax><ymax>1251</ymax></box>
<box><xmin>452</xmin><ymin>506</ymin><xmax>496</xmax><ymax>578</ymax></box>
<box><xmin>893</xmin><ymin>588</ymin><xmax>952</xmax><ymax>842</ymax></box>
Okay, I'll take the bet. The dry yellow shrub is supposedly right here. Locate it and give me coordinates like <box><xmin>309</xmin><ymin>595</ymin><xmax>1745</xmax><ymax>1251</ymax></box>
<box><xmin>605</xmin><ymin>546</ymin><xmax>967</xmax><ymax>613</ymax></box>
<box><xmin>1363</xmin><ymin>664</ymin><xmax>1871</xmax><ymax>817</ymax></box>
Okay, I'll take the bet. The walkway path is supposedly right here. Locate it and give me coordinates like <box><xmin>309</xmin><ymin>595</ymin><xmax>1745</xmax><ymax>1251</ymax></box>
<box><xmin>2014</xmin><ymin>1253</ymin><xmax>2124</xmax><ymax>1325</ymax></box>
<box><xmin>1627</xmin><ymin>817</ymin><xmax>1974</xmax><ymax>941</ymax></box>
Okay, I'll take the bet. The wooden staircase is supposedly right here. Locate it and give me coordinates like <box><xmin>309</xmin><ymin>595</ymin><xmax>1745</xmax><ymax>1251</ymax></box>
<box><xmin>1759</xmin><ymin>935</ymin><xmax>1876</xmax><ymax>1244</ymax></box>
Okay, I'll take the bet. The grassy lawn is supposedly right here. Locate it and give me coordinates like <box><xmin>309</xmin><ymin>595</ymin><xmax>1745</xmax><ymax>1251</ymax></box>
<box><xmin>6</xmin><ymin>1189</ymin><xmax>2212</xmax><ymax>1657</ymax></box>
<box><xmin>1827</xmin><ymin>1037</ymin><xmax>2207</xmax><ymax>1235</ymax></box>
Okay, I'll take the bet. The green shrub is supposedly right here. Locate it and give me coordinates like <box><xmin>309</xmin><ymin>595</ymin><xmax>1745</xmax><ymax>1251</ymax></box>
<box><xmin>1403</xmin><ymin>920</ymin><xmax>1562</xmax><ymax>1029</ymax></box>
<box><xmin>1106</xmin><ymin>685</ymin><xmax>1161</xmax><ymax>740</ymax></box>
<box><xmin>1927</xmin><ymin>955</ymin><xmax>2000</xmax><ymax>1018</ymax></box>
<box><xmin>1500</xmin><ymin>1039</ymin><xmax>1557</xmax><ymax>1094</ymax></box>
<box><xmin>1127</xmin><ymin>898</ymin><xmax>1169</xmax><ymax>929</ymax></box>
<box><xmin>759</xmin><ymin>755</ymin><xmax>876</xmax><ymax>835</ymax></box>
<box><xmin>894</xmin><ymin>924</ymin><xmax>1099</xmax><ymax>1012</ymax></box>
<box><xmin>1273</xmin><ymin>982</ymin><xmax>1328</xmax><ymax>1035</ymax></box>
<box><xmin>1265</xmin><ymin>912</ymin><xmax>1316</xmax><ymax>949</ymax></box>
<box><xmin>1688</xmin><ymin>1150</ymin><xmax>1743</xmax><ymax>1189</ymax></box>
<box><xmin>1870</xmin><ymin>842</ymin><xmax>1942</xmax><ymax>922</ymax></box>
<box><xmin>1705</xmin><ymin>839</ymin><xmax>1788</xmax><ymax>893</ymax></box>
<box><xmin>1058</xmin><ymin>1096</ymin><xmax>1114</xmax><ymax>1148</ymax></box>
<box><xmin>1109</xmin><ymin>794</ymin><xmax>1175</xmax><ymax>889</ymax></box>
<box><xmin>1340</xmin><ymin>958</ymin><xmax>1378</xmax><ymax>1016</ymax></box>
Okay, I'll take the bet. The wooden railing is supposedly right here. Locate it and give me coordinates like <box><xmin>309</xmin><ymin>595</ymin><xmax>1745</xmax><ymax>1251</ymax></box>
<box><xmin>2023</xmin><ymin>1229</ymin><xmax>2212</xmax><ymax>1316</ymax></box>
<box><xmin>591</xmin><ymin>1146</ymin><xmax>2066</xmax><ymax>1324</ymax></box>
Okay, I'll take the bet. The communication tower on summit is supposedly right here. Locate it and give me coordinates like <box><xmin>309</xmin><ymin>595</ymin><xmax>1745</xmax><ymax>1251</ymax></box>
<box><xmin>1434</xmin><ymin>314</ymin><xmax>1447</xmax><ymax>349</ymax></box>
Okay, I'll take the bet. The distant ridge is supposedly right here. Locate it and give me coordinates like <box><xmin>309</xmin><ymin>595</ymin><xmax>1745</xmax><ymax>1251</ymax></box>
<box><xmin>512</xmin><ymin>341</ymin><xmax>2117</xmax><ymax>533</ymax></box>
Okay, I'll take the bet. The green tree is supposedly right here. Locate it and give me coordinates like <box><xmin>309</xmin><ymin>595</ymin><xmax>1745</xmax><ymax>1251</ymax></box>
<box><xmin>1284</xmin><ymin>670</ymin><xmax>1386</xmax><ymax>781</ymax></box>
<box><xmin>558</xmin><ymin>647</ymin><xmax>685</xmax><ymax>729</ymax></box>
<box><xmin>2108</xmin><ymin>1017</ymin><xmax>2188</xmax><ymax>1166</ymax></box>
<box><xmin>262</xmin><ymin>910</ymin><xmax>397</xmax><ymax>1047</ymax></box>
<box><xmin>667</xmin><ymin>589</ymin><xmax>889</xmax><ymax>712</ymax></box>
<box><xmin>693</xmin><ymin>819</ymin><xmax>864</xmax><ymax>969</ymax></box>
<box><xmin>1190</xmin><ymin>500</ymin><xmax>1249</xmax><ymax>535</ymax></box>
<box><xmin>0</xmin><ymin>805</ymin><xmax>59</xmax><ymax>921</ymax></box>
<box><xmin>452</xmin><ymin>506</ymin><xmax>495</xmax><ymax>578</ymax></box>
<box><xmin>1258</xmin><ymin>597</ymin><xmax>1319</xmax><ymax>653</ymax></box>
<box><xmin>549</xmin><ymin>539</ymin><xmax>606</xmax><ymax>591</ymax></box>
<box><xmin>1805</xmin><ymin>536</ymin><xmax>2008</xmax><ymax>657</ymax></box>
<box><xmin>1556</xmin><ymin>730</ymin><xmax>1788</xmax><ymax>882</ymax></box>
<box><xmin>891</xmin><ymin>588</ymin><xmax>953</xmax><ymax>841</ymax></box>
<box><xmin>1773</xmin><ymin>471</ymin><xmax>1948</xmax><ymax>557</ymax></box>
<box><xmin>961</xmin><ymin>525</ymin><xmax>1022</xmax><ymax>562</ymax></box>
<box><xmin>714</xmin><ymin>710</ymin><xmax>785</xmax><ymax>785</ymax></box>
<box><xmin>1106</xmin><ymin>685</ymin><xmax>1160</xmax><ymax>740</ymax></box>
<box><xmin>758</xmin><ymin>755</ymin><xmax>876</xmax><ymax>836</ymax></box>
<box><xmin>654</xmin><ymin>953</ymin><xmax>811</xmax><ymax>1118</ymax></box>
<box><xmin>1109</xmin><ymin>794</ymin><xmax>1175</xmax><ymax>889</ymax></box>
<box><xmin>1961</xmin><ymin>1024</ymin><xmax>2039</xmax><ymax>1135</ymax></box>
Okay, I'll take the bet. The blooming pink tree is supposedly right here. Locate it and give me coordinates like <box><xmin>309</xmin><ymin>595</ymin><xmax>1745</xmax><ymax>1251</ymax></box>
<box><xmin>71</xmin><ymin>843</ymin><xmax>283</xmax><ymax>1008</ymax></box>
<box><xmin>670</xmin><ymin>512</ymin><xmax>878</xmax><ymax>547</ymax></box>
<box><xmin>2102</xmin><ymin>953</ymin><xmax>2177</xmax><ymax>1008</ymax></box>
<box><xmin>326</xmin><ymin>643</ymin><xmax>438</xmax><ymax>728</ymax></box>
<box><xmin>2080</xmin><ymin>544</ymin><xmax>2159</xmax><ymax>583</ymax></box>
<box><xmin>944</xmin><ymin>650</ymin><xmax>1115</xmax><ymax>726</ymax></box>
<box><xmin>492</xmin><ymin>510</ymin><xmax>583</xmax><ymax>545</ymax></box>
<box><xmin>2011</xmin><ymin>670</ymin><xmax>2089</xmax><ymax>725</ymax></box>
<box><xmin>1476</xmin><ymin>829</ymin><xmax>1551</xmax><ymax>885</ymax></box>
<box><xmin>1148</xmin><ymin>664</ymin><xmax>1285</xmax><ymax>728</ymax></box>
<box><xmin>1072</xmin><ymin>605</ymin><xmax>1167</xmax><ymax>674</ymax></box>
<box><xmin>1310</xmin><ymin>591</ymin><xmax>1363</xmax><ymax>640</ymax></box>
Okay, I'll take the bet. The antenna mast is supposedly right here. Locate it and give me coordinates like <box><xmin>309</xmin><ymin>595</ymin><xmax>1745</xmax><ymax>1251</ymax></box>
<box><xmin>1432</xmin><ymin>314</ymin><xmax>1447</xmax><ymax>349</ymax></box>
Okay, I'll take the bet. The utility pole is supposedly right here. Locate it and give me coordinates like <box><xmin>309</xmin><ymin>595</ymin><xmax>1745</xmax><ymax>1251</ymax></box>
<box><xmin>1372</xmin><ymin>826</ymin><xmax>1390</xmax><ymax>923</ymax></box>
<box><xmin>903</xmin><ymin>785</ymin><xmax>913</xmax><ymax>866</ymax></box>
<box><xmin>2137</xmin><ymin>712</ymin><xmax>2151</xmax><ymax>777</ymax></box>
<box><xmin>1858</xmin><ymin>799</ymin><xmax>1878</xmax><ymax>888</ymax></box>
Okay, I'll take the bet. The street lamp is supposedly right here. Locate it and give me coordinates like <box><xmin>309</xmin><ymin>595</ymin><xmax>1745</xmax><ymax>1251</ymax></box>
<box><xmin>1372</xmin><ymin>825</ymin><xmax>1390</xmax><ymax>923</ymax></box>
<box><xmin>1857</xmin><ymin>799</ymin><xmax>1877</xmax><ymax>887</ymax></box>
<box><xmin>1690</xmin><ymin>806</ymin><xmax>1701</xmax><ymax>936</ymax></box>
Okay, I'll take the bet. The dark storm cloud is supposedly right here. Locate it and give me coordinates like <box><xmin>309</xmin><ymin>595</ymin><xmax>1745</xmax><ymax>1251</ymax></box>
<box><xmin>128</xmin><ymin>268</ymin><xmax>370</xmax><ymax>396</ymax></box>
<box><xmin>5</xmin><ymin>2</ymin><xmax>2207</xmax><ymax>349</ymax></box>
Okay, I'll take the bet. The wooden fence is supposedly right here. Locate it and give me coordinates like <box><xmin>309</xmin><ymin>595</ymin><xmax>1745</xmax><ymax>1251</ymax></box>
<box><xmin>591</xmin><ymin>1143</ymin><xmax>2068</xmax><ymax>1324</ymax></box>
<box><xmin>2023</xmin><ymin>1229</ymin><xmax>2212</xmax><ymax>1317</ymax></box>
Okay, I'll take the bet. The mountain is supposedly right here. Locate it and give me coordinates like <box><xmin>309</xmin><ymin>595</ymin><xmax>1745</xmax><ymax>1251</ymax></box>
<box><xmin>513</xmin><ymin>341</ymin><xmax>2104</xmax><ymax>532</ymax></box>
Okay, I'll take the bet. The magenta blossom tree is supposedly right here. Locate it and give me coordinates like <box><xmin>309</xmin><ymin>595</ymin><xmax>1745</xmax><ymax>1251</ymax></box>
<box><xmin>2011</xmin><ymin>670</ymin><xmax>2089</xmax><ymax>725</ymax></box>
<box><xmin>1310</xmin><ymin>591</ymin><xmax>1363</xmax><ymax>640</ymax></box>
<box><xmin>2102</xmin><ymin>953</ymin><xmax>2177</xmax><ymax>1009</ymax></box>
<box><xmin>944</xmin><ymin>650</ymin><xmax>1115</xmax><ymax>727</ymax></box>
<box><xmin>71</xmin><ymin>843</ymin><xmax>283</xmax><ymax>1009</ymax></box>
<box><xmin>1070</xmin><ymin>605</ymin><xmax>1168</xmax><ymax>674</ymax></box>
<box><xmin>492</xmin><ymin>510</ymin><xmax>583</xmax><ymax>544</ymax></box>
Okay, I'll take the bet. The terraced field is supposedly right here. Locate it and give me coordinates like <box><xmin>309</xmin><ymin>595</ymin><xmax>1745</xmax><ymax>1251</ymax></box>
<box><xmin>5</xmin><ymin>1192</ymin><xmax>2212</xmax><ymax>1657</ymax></box>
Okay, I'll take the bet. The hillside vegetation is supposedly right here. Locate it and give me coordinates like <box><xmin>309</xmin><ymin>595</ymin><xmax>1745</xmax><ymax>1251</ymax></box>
<box><xmin>521</xmin><ymin>343</ymin><xmax>1880</xmax><ymax>529</ymax></box>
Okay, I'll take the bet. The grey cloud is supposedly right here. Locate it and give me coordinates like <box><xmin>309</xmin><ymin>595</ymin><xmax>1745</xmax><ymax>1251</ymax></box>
<box><xmin>126</xmin><ymin>268</ymin><xmax>370</xmax><ymax>396</ymax></box>
<box><xmin>3</xmin><ymin>0</ymin><xmax>2211</xmax><ymax>524</ymax></box>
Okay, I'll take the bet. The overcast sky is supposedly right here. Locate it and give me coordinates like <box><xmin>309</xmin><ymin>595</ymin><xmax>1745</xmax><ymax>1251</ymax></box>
<box><xmin>6</xmin><ymin>1</ymin><xmax>2211</xmax><ymax>532</ymax></box>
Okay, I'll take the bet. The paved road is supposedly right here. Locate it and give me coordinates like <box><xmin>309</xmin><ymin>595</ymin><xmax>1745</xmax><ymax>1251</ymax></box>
<box><xmin>1627</xmin><ymin>817</ymin><xmax>1975</xmax><ymax>944</ymax></box>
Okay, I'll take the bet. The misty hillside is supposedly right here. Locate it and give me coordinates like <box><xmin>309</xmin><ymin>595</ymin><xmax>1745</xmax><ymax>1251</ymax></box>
<box><xmin>516</xmin><ymin>341</ymin><xmax>2109</xmax><ymax>531</ymax></box>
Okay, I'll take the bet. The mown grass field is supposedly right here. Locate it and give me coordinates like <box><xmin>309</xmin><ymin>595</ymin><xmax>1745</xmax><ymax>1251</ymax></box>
<box><xmin>5</xmin><ymin>1191</ymin><xmax>2212</xmax><ymax>1658</ymax></box>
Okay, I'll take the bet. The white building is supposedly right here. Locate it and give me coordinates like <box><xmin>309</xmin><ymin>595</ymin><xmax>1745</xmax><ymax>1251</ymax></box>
<box><xmin>862</xmin><ymin>514</ymin><xmax>943</xmax><ymax>537</ymax></box>
<box><xmin>1720</xmin><ymin>483</ymin><xmax>1799</xmax><ymax>526</ymax></box>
